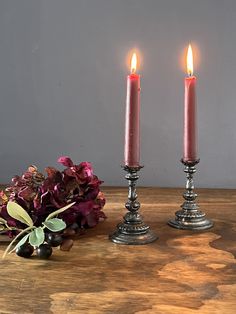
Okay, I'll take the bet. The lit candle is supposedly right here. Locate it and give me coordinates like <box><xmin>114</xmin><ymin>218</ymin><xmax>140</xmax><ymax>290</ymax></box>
<box><xmin>183</xmin><ymin>44</ymin><xmax>198</xmax><ymax>162</ymax></box>
<box><xmin>124</xmin><ymin>52</ymin><xmax>141</xmax><ymax>167</ymax></box>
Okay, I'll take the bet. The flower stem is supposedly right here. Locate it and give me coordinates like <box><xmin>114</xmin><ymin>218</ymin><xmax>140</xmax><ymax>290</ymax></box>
<box><xmin>2</xmin><ymin>226</ymin><xmax>33</xmax><ymax>259</ymax></box>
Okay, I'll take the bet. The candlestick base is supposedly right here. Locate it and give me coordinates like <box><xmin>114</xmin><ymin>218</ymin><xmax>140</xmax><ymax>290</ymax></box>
<box><xmin>168</xmin><ymin>159</ymin><xmax>213</xmax><ymax>231</ymax></box>
<box><xmin>168</xmin><ymin>213</ymin><xmax>213</xmax><ymax>231</ymax></box>
<box><xmin>109</xmin><ymin>222</ymin><xmax>158</xmax><ymax>245</ymax></box>
<box><xmin>109</xmin><ymin>165</ymin><xmax>158</xmax><ymax>245</ymax></box>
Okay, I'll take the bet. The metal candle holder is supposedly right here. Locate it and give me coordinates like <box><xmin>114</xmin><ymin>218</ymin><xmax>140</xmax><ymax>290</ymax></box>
<box><xmin>168</xmin><ymin>159</ymin><xmax>213</xmax><ymax>230</ymax></box>
<box><xmin>109</xmin><ymin>165</ymin><xmax>158</xmax><ymax>245</ymax></box>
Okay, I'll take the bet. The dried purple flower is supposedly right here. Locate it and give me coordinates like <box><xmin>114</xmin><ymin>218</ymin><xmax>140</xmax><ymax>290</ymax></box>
<box><xmin>0</xmin><ymin>157</ymin><xmax>106</xmax><ymax>236</ymax></box>
<box><xmin>57</xmin><ymin>156</ymin><xmax>74</xmax><ymax>167</ymax></box>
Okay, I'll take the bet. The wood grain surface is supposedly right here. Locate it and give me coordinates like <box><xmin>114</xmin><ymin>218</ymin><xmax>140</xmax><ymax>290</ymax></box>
<box><xmin>0</xmin><ymin>187</ymin><xmax>236</xmax><ymax>314</ymax></box>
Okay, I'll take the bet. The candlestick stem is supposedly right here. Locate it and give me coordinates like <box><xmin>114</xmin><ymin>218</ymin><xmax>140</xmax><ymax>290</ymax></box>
<box><xmin>168</xmin><ymin>159</ymin><xmax>213</xmax><ymax>230</ymax></box>
<box><xmin>109</xmin><ymin>165</ymin><xmax>158</xmax><ymax>245</ymax></box>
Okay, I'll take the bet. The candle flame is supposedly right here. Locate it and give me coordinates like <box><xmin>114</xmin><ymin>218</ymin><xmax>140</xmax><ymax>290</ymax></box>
<box><xmin>131</xmin><ymin>53</ymin><xmax>137</xmax><ymax>74</ymax></box>
<box><xmin>187</xmin><ymin>44</ymin><xmax>193</xmax><ymax>76</ymax></box>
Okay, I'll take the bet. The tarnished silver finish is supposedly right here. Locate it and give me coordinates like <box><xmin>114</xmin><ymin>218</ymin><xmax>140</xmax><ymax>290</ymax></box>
<box><xmin>168</xmin><ymin>159</ymin><xmax>213</xmax><ymax>230</ymax></box>
<box><xmin>109</xmin><ymin>165</ymin><xmax>158</xmax><ymax>245</ymax></box>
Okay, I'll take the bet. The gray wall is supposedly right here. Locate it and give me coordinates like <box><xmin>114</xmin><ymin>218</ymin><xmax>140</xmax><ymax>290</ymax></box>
<box><xmin>0</xmin><ymin>0</ymin><xmax>235</xmax><ymax>188</ymax></box>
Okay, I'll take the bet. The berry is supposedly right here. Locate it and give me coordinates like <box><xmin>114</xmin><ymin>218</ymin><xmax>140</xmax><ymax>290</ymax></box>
<box><xmin>16</xmin><ymin>243</ymin><xmax>34</xmax><ymax>258</ymax></box>
<box><xmin>36</xmin><ymin>244</ymin><xmax>52</xmax><ymax>259</ymax></box>
<box><xmin>46</xmin><ymin>233</ymin><xmax>63</xmax><ymax>247</ymax></box>
<box><xmin>70</xmin><ymin>222</ymin><xmax>79</xmax><ymax>231</ymax></box>
<box><xmin>60</xmin><ymin>239</ymin><xmax>74</xmax><ymax>251</ymax></box>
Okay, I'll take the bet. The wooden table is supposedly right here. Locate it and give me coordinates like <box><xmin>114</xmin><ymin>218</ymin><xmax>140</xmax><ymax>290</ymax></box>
<box><xmin>1</xmin><ymin>187</ymin><xmax>236</xmax><ymax>314</ymax></box>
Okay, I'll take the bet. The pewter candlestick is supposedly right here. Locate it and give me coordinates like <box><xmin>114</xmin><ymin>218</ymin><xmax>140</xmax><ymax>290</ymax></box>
<box><xmin>168</xmin><ymin>159</ymin><xmax>213</xmax><ymax>230</ymax></box>
<box><xmin>109</xmin><ymin>165</ymin><xmax>158</xmax><ymax>245</ymax></box>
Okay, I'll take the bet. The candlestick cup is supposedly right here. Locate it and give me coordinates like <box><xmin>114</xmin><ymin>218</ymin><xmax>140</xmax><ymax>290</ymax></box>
<box><xmin>109</xmin><ymin>165</ymin><xmax>158</xmax><ymax>245</ymax></box>
<box><xmin>168</xmin><ymin>159</ymin><xmax>213</xmax><ymax>230</ymax></box>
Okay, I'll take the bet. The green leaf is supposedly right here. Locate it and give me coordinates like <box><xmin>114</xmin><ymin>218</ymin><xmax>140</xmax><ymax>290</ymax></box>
<box><xmin>0</xmin><ymin>225</ymin><xmax>6</xmax><ymax>231</ymax></box>
<box><xmin>29</xmin><ymin>227</ymin><xmax>45</xmax><ymax>247</ymax></box>
<box><xmin>7</xmin><ymin>202</ymin><xmax>33</xmax><ymax>227</ymax></box>
<box><xmin>43</xmin><ymin>218</ymin><xmax>66</xmax><ymax>232</ymax></box>
<box><xmin>0</xmin><ymin>217</ymin><xmax>7</xmax><ymax>231</ymax></box>
<box><xmin>0</xmin><ymin>217</ymin><xmax>7</xmax><ymax>224</ymax></box>
<box><xmin>11</xmin><ymin>233</ymin><xmax>30</xmax><ymax>253</ymax></box>
<box><xmin>45</xmin><ymin>202</ymin><xmax>75</xmax><ymax>221</ymax></box>
<box><xmin>2</xmin><ymin>226</ymin><xmax>33</xmax><ymax>259</ymax></box>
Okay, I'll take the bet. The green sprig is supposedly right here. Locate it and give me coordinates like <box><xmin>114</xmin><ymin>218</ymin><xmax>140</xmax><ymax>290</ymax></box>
<box><xmin>2</xmin><ymin>201</ymin><xmax>75</xmax><ymax>258</ymax></box>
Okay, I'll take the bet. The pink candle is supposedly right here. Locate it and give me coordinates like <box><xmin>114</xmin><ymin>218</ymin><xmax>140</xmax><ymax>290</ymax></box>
<box><xmin>183</xmin><ymin>44</ymin><xmax>198</xmax><ymax>162</ymax></box>
<box><xmin>124</xmin><ymin>53</ymin><xmax>141</xmax><ymax>167</ymax></box>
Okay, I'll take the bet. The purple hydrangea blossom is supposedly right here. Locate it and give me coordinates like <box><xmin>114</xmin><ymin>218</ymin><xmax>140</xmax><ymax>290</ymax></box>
<box><xmin>0</xmin><ymin>157</ymin><xmax>106</xmax><ymax>234</ymax></box>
